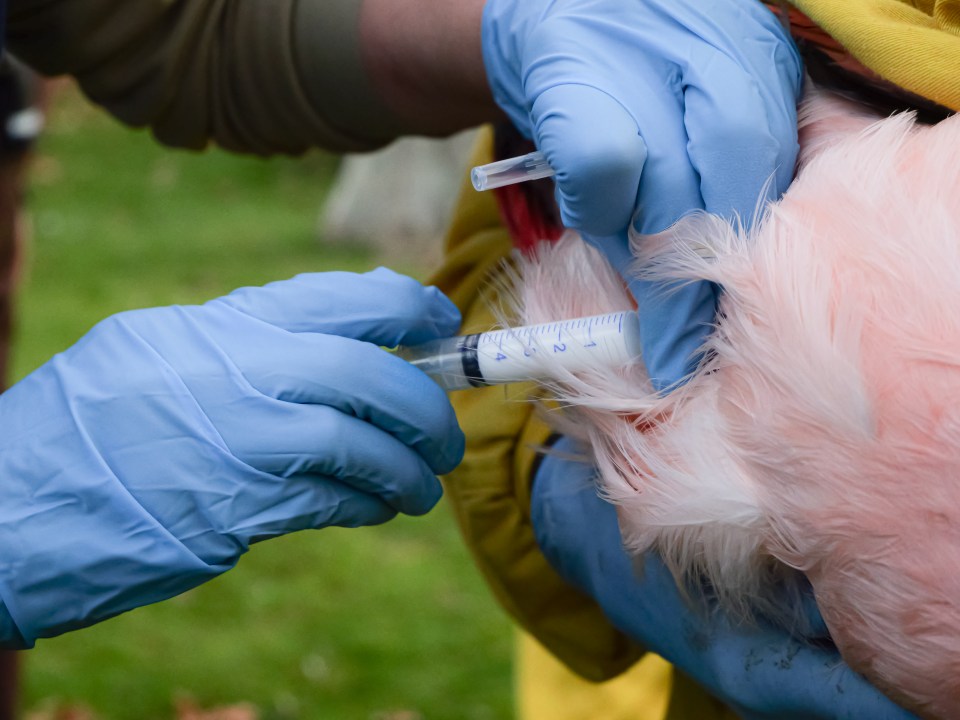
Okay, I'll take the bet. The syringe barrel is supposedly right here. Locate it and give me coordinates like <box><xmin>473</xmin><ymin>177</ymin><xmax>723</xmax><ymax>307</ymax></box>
<box><xmin>397</xmin><ymin>311</ymin><xmax>641</xmax><ymax>390</ymax></box>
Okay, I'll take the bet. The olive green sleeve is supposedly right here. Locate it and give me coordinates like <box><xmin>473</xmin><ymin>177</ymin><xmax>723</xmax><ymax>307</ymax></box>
<box><xmin>6</xmin><ymin>0</ymin><xmax>409</xmax><ymax>154</ymax></box>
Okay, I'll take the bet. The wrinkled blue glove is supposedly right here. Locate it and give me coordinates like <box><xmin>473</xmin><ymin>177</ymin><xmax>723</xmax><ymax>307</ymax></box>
<box><xmin>0</xmin><ymin>268</ymin><xmax>465</xmax><ymax>647</ymax></box>
<box><xmin>482</xmin><ymin>0</ymin><xmax>803</xmax><ymax>390</ymax></box>
<box><xmin>531</xmin><ymin>437</ymin><xmax>917</xmax><ymax>720</ymax></box>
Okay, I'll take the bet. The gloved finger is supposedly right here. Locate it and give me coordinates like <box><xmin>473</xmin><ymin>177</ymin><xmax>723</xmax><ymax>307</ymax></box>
<box><xmin>234</xmin><ymin>473</ymin><xmax>400</xmax><ymax>544</ymax></box>
<box><xmin>213</xmin><ymin>268</ymin><xmax>462</xmax><ymax>346</ymax></box>
<box><xmin>632</xmin><ymin>276</ymin><xmax>717</xmax><ymax>393</ymax></box>
<box><xmin>586</xmin><ymin>229</ymin><xmax>717</xmax><ymax>392</ymax></box>
<box><xmin>577</xmin><ymin>90</ymin><xmax>716</xmax><ymax>392</ymax></box>
<box><xmin>218</xmin><ymin>331</ymin><xmax>464</xmax><ymax>475</ymax></box>
<box><xmin>229</xmin><ymin>400</ymin><xmax>443</xmax><ymax>516</ymax></box>
<box><xmin>532</xmin><ymin>84</ymin><xmax>647</xmax><ymax>237</ymax></box>
<box><xmin>683</xmin><ymin>49</ymin><xmax>800</xmax><ymax>225</ymax></box>
<box><xmin>632</xmin><ymin>93</ymin><xmax>703</xmax><ymax>236</ymax></box>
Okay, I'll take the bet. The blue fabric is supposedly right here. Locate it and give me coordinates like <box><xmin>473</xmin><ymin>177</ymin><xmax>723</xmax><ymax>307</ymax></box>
<box><xmin>531</xmin><ymin>437</ymin><xmax>917</xmax><ymax>719</ymax></box>
<box><xmin>0</xmin><ymin>269</ymin><xmax>464</xmax><ymax>646</ymax></box>
<box><xmin>482</xmin><ymin>0</ymin><xmax>803</xmax><ymax>390</ymax></box>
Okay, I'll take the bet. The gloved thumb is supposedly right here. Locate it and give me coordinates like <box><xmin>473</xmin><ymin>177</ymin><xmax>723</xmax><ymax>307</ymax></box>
<box><xmin>532</xmin><ymin>84</ymin><xmax>646</xmax><ymax>237</ymax></box>
<box><xmin>210</xmin><ymin>268</ymin><xmax>462</xmax><ymax>346</ymax></box>
<box><xmin>583</xmin><ymin>229</ymin><xmax>718</xmax><ymax>392</ymax></box>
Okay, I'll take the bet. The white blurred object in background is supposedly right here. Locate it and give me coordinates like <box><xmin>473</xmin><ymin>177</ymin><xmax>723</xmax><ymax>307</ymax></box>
<box><xmin>318</xmin><ymin>130</ymin><xmax>479</xmax><ymax>266</ymax></box>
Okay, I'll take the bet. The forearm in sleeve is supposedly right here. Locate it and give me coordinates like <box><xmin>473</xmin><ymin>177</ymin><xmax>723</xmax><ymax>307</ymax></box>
<box><xmin>6</xmin><ymin>0</ymin><xmax>409</xmax><ymax>154</ymax></box>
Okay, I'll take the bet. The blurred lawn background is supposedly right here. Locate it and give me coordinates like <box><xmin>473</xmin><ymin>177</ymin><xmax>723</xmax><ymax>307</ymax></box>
<box><xmin>12</xmin><ymin>83</ymin><xmax>514</xmax><ymax>719</ymax></box>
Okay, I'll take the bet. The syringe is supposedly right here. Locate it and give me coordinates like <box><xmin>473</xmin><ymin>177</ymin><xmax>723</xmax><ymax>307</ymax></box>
<box><xmin>397</xmin><ymin>310</ymin><xmax>640</xmax><ymax>391</ymax></box>
<box><xmin>471</xmin><ymin>151</ymin><xmax>555</xmax><ymax>191</ymax></box>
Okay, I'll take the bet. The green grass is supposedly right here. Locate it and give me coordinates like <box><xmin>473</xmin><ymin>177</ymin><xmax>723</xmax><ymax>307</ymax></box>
<box><xmin>14</xmin><ymin>85</ymin><xmax>514</xmax><ymax>719</ymax></box>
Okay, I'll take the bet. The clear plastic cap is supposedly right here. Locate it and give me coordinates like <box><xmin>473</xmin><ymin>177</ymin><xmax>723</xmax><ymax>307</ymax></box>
<box><xmin>471</xmin><ymin>151</ymin><xmax>555</xmax><ymax>191</ymax></box>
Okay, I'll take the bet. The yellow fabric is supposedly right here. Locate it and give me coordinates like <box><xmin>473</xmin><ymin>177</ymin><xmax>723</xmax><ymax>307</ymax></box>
<box><xmin>516</xmin><ymin>633</ymin><xmax>673</xmax><ymax>720</ymax></box>
<box><xmin>430</xmin><ymin>127</ymin><xmax>644</xmax><ymax>682</ymax></box>
<box><xmin>794</xmin><ymin>0</ymin><xmax>960</xmax><ymax>110</ymax></box>
<box><xmin>516</xmin><ymin>632</ymin><xmax>742</xmax><ymax>720</ymax></box>
<box><xmin>664</xmin><ymin>675</ymin><xmax>741</xmax><ymax>720</ymax></box>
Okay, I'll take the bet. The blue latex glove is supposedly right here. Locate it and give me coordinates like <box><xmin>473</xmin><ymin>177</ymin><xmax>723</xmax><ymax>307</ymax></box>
<box><xmin>482</xmin><ymin>0</ymin><xmax>803</xmax><ymax>389</ymax></box>
<box><xmin>0</xmin><ymin>268</ymin><xmax>465</xmax><ymax>647</ymax></box>
<box><xmin>531</xmin><ymin>437</ymin><xmax>917</xmax><ymax>720</ymax></box>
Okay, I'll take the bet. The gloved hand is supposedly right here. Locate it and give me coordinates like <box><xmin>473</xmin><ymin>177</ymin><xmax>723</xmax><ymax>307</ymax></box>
<box><xmin>0</xmin><ymin>268</ymin><xmax>465</xmax><ymax>647</ymax></box>
<box><xmin>482</xmin><ymin>0</ymin><xmax>803</xmax><ymax>389</ymax></box>
<box><xmin>531</xmin><ymin>437</ymin><xmax>918</xmax><ymax>720</ymax></box>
